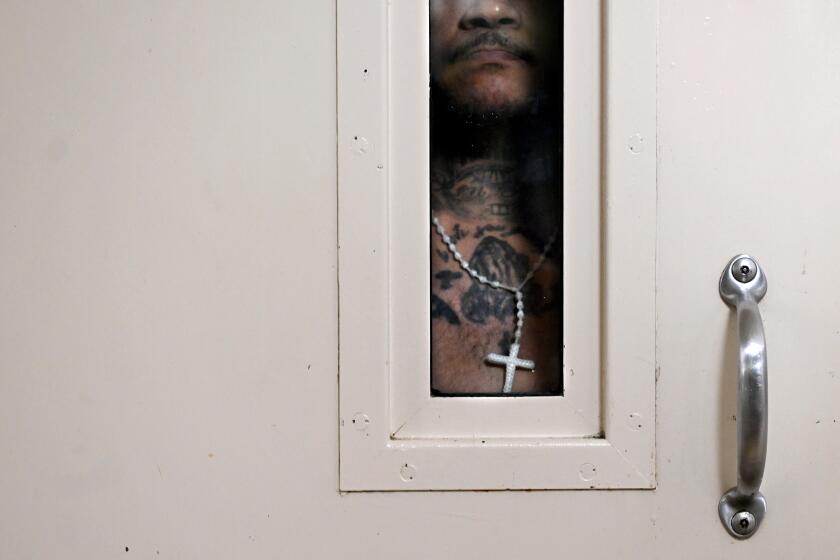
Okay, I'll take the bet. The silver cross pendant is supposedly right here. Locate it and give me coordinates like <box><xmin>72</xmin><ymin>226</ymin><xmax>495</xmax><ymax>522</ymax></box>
<box><xmin>485</xmin><ymin>343</ymin><xmax>535</xmax><ymax>394</ymax></box>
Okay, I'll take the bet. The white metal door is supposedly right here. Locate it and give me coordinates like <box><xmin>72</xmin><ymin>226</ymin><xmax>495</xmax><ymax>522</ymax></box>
<box><xmin>1</xmin><ymin>1</ymin><xmax>839</xmax><ymax>558</ymax></box>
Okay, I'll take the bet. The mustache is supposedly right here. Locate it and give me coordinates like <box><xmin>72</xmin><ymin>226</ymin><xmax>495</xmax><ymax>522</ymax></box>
<box><xmin>449</xmin><ymin>32</ymin><xmax>535</xmax><ymax>64</ymax></box>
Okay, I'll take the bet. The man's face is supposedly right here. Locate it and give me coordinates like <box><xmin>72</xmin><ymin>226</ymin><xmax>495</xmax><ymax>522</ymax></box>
<box><xmin>430</xmin><ymin>0</ymin><xmax>558</xmax><ymax>118</ymax></box>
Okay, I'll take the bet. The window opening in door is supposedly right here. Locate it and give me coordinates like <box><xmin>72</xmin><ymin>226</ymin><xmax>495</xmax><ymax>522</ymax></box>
<box><xmin>429</xmin><ymin>0</ymin><xmax>562</xmax><ymax>396</ymax></box>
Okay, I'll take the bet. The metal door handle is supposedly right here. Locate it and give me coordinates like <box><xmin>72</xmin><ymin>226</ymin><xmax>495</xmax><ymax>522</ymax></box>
<box><xmin>718</xmin><ymin>255</ymin><xmax>768</xmax><ymax>539</ymax></box>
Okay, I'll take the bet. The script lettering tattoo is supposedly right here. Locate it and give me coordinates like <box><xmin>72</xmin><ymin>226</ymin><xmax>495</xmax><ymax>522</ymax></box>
<box><xmin>473</xmin><ymin>224</ymin><xmax>508</xmax><ymax>238</ymax></box>
<box><xmin>431</xmin><ymin>162</ymin><xmax>519</xmax><ymax>218</ymax></box>
<box><xmin>435</xmin><ymin>249</ymin><xmax>450</xmax><ymax>263</ymax></box>
<box><xmin>431</xmin><ymin>294</ymin><xmax>460</xmax><ymax>325</ymax></box>
<box><xmin>450</xmin><ymin>224</ymin><xmax>469</xmax><ymax>242</ymax></box>
<box><xmin>435</xmin><ymin>270</ymin><xmax>463</xmax><ymax>290</ymax></box>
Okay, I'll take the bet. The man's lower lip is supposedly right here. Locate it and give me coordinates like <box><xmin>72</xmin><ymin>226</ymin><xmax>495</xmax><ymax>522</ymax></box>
<box><xmin>465</xmin><ymin>50</ymin><xmax>521</xmax><ymax>63</ymax></box>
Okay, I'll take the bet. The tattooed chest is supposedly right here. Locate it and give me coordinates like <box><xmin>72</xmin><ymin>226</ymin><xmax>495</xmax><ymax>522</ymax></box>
<box><xmin>431</xmin><ymin>232</ymin><xmax>559</xmax><ymax>332</ymax></box>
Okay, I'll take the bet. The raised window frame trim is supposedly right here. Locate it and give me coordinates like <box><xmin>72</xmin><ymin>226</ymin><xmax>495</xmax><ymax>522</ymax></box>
<box><xmin>338</xmin><ymin>0</ymin><xmax>657</xmax><ymax>491</ymax></box>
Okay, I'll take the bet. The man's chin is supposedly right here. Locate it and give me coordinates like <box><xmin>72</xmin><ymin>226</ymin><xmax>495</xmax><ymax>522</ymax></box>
<box><xmin>451</xmin><ymin>71</ymin><xmax>532</xmax><ymax>114</ymax></box>
<box><xmin>448</xmin><ymin>93</ymin><xmax>533</xmax><ymax>122</ymax></box>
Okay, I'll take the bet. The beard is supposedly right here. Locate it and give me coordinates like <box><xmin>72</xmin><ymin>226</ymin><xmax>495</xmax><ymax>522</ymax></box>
<box><xmin>430</xmin><ymin>77</ymin><xmax>542</xmax><ymax>126</ymax></box>
<box><xmin>430</xmin><ymin>77</ymin><xmax>559</xmax><ymax>159</ymax></box>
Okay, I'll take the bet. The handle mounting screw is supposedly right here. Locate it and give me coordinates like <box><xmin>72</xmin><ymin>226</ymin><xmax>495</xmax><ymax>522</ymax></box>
<box><xmin>731</xmin><ymin>511</ymin><xmax>756</xmax><ymax>536</ymax></box>
<box><xmin>731</xmin><ymin>257</ymin><xmax>758</xmax><ymax>283</ymax></box>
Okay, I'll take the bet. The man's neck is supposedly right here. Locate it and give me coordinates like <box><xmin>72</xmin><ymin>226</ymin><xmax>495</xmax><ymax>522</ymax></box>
<box><xmin>431</xmin><ymin>155</ymin><xmax>519</xmax><ymax>221</ymax></box>
<box><xmin>429</xmin><ymin>106</ymin><xmax>559</xmax><ymax>232</ymax></box>
<box><xmin>430</xmin><ymin>149</ymin><xmax>558</xmax><ymax>244</ymax></box>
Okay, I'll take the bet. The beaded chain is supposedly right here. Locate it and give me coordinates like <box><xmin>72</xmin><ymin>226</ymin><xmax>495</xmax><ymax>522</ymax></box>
<box><xmin>432</xmin><ymin>214</ymin><xmax>558</xmax><ymax>392</ymax></box>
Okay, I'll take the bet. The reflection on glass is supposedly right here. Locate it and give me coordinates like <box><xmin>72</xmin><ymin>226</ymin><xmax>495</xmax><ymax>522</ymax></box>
<box><xmin>429</xmin><ymin>0</ymin><xmax>562</xmax><ymax>396</ymax></box>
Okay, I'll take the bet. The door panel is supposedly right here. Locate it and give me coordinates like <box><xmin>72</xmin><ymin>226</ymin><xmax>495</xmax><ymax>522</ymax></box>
<box><xmin>0</xmin><ymin>1</ymin><xmax>838</xmax><ymax>558</ymax></box>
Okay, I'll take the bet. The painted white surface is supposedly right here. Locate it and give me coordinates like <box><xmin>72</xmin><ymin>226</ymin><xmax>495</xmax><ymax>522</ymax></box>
<box><xmin>1</xmin><ymin>1</ymin><xmax>840</xmax><ymax>558</ymax></box>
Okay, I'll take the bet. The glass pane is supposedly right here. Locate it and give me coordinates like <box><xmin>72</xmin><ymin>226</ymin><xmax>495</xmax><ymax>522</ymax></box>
<box><xmin>429</xmin><ymin>0</ymin><xmax>562</xmax><ymax>396</ymax></box>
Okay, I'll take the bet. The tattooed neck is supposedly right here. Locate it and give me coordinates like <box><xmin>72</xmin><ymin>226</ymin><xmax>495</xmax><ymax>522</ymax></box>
<box><xmin>431</xmin><ymin>157</ymin><xmax>558</xmax><ymax>234</ymax></box>
<box><xmin>432</xmin><ymin>159</ymin><xmax>517</xmax><ymax>218</ymax></box>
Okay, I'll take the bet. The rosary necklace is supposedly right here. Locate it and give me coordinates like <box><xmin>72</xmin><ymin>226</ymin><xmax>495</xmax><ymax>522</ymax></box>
<box><xmin>432</xmin><ymin>214</ymin><xmax>558</xmax><ymax>393</ymax></box>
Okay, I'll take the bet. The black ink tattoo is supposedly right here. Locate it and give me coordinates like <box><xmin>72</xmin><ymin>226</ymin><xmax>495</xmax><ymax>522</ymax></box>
<box><xmin>460</xmin><ymin>236</ymin><xmax>528</xmax><ymax>324</ymax></box>
<box><xmin>431</xmin><ymin>161</ymin><xmax>519</xmax><ymax>218</ymax></box>
<box><xmin>434</xmin><ymin>270</ymin><xmax>463</xmax><ymax>290</ymax></box>
<box><xmin>451</xmin><ymin>223</ymin><xmax>469</xmax><ymax>242</ymax></box>
<box><xmin>473</xmin><ymin>224</ymin><xmax>508</xmax><ymax>238</ymax></box>
<box><xmin>435</xmin><ymin>249</ymin><xmax>450</xmax><ymax>263</ymax></box>
<box><xmin>457</xmin><ymin>236</ymin><xmax>557</xmax><ymax>325</ymax></box>
<box><xmin>431</xmin><ymin>294</ymin><xmax>460</xmax><ymax>325</ymax></box>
